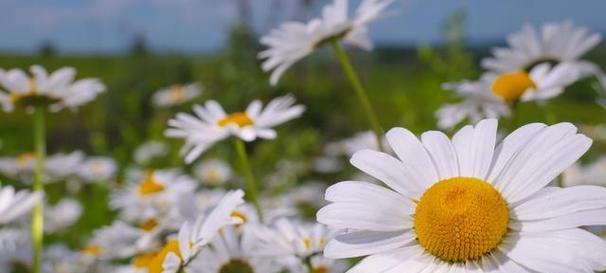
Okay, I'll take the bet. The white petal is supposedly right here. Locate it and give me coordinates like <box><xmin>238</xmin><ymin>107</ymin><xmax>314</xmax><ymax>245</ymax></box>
<box><xmin>513</xmin><ymin>185</ymin><xmax>606</xmax><ymax>221</ymax></box>
<box><xmin>324</xmin><ymin>230</ymin><xmax>415</xmax><ymax>258</ymax></box>
<box><xmin>386</xmin><ymin>127</ymin><xmax>438</xmax><ymax>190</ymax></box>
<box><xmin>421</xmin><ymin>131</ymin><xmax>459</xmax><ymax>180</ymax></box>
<box><xmin>452</xmin><ymin>119</ymin><xmax>498</xmax><ymax>179</ymax></box>
<box><xmin>317</xmin><ymin>202</ymin><xmax>412</xmax><ymax>232</ymax></box>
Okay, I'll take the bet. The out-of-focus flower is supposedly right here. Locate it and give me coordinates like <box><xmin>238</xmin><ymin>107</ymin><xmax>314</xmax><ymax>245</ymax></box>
<box><xmin>152</xmin><ymin>83</ymin><xmax>202</xmax><ymax>108</ymax></box>
<box><xmin>259</xmin><ymin>0</ymin><xmax>393</xmax><ymax>85</ymax></box>
<box><xmin>193</xmin><ymin>159</ymin><xmax>233</xmax><ymax>186</ymax></box>
<box><xmin>80</xmin><ymin>221</ymin><xmax>144</xmax><ymax>260</ymax></box>
<box><xmin>0</xmin><ymin>229</ymin><xmax>31</xmax><ymax>271</ymax></box>
<box><xmin>482</xmin><ymin>21</ymin><xmax>602</xmax><ymax>78</ymax></box>
<box><xmin>110</xmin><ymin>169</ymin><xmax>196</xmax><ymax>223</ymax></box>
<box><xmin>133</xmin><ymin>141</ymin><xmax>170</xmax><ymax>166</ymax></box>
<box><xmin>318</xmin><ymin>119</ymin><xmax>606</xmax><ymax>272</ymax></box>
<box><xmin>0</xmin><ymin>184</ymin><xmax>40</xmax><ymax>225</ymax></box>
<box><xmin>141</xmin><ymin>190</ymin><xmax>245</xmax><ymax>273</ymax></box>
<box><xmin>187</xmin><ymin>226</ymin><xmax>284</xmax><ymax>273</ymax></box>
<box><xmin>290</xmin><ymin>254</ymin><xmax>349</xmax><ymax>273</ymax></box>
<box><xmin>166</xmin><ymin>95</ymin><xmax>305</xmax><ymax>163</ymax></box>
<box><xmin>563</xmin><ymin>157</ymin><xmax>606</xmax><ymax>187</ymax></box>
<box><xmin>0</xmin><ymin>65</ymin><xmax>105</xmax><ymax>112</ymax></box>
<box><xmin>44</xmin><ymin>198</ymin><xmax>83</xmax><ymax>233</ymax></box>
<box><xmin>77</xmin><ymin>156</ymin><xmax>117</xmax><ymax>183</ymax></box>
<box><xmin>438</xmin><ymin>63</ymin><xmax>580</xmax><ymax>129</ymax></box>
<box><xmin>0</xmin><ymin>151</ymin><xmax>84</xmax><ymax>184</ymax></box>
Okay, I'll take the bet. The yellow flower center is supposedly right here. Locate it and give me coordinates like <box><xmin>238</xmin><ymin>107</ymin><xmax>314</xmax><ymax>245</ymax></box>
<box><xmin>203</xmin><ymin>169</ymin><xmax>222</xmax><ymax>183</ymax></box>
<box><xmin>491</xmin><ymin>71</ymin><xmax>536</xmax><ymax>102</ymax></box>
<box><xmin>81</xmin><ymin>245</ymin><xmax>103</xmax><ymax>256</ymax></box>
<box><xmin>218</xmin><ymin>259</ymin><xmax>255</xmax><ymax>273</ymax></box>
<box><xmin>133</xmin><ymin>252</ymin><xmax>158</xmax><ymax>269</ymax></box>
<box><xmin>148</xmin><ymin>240</ymin><xmax>182</xmax><ymax>273</ymax></box>
<box><xmin>168</xmin><ymin>85</ymin><xmax>186</xmax><ymax>102</ymax></box>
<box><xmin>303</xmin><ymin>237</ymin><xmax>312</xmax><ymax>250</ymax></box>
<box><xmin>138</xmin><ymin>171</ymin><xmax>165</xmax><ymax>196</ymax></box>
<box><xmin>414</xmin><ymin>177</ymin><xmax>509</xmax><ymax>262</ymax></box>
<box><xmin>313</xmin><ymin>266</ymin><xmax>329</xmax><ymax>273</ymax></box>
<box><xmin>217</xmin><ymin>112</ymin><xmax>253</xmax><ymax>127</ymax></box>
<box><xmin>140</xmin><ymin>218</ymin><xmax>159</xmax><ymax>232</ymax></box>
<box><xmin>16</xmin><ymin>153</ymin><xmax>36</xmax><ymax>167</ymax></box>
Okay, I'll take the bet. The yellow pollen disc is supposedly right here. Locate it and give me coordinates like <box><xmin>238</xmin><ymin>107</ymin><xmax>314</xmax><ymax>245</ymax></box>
<box><xmin>148</xmin><ymin>240</ymin><xmax>182</xmax><ymax>273</ymax></box>
<box><xmin>303</xmin><ymin>237</ymin><xmax>312</xmax><ymax>250</ymax></box>
<box><xmin>203</xmin><ymin>170</ymin><xmax>222</xmax><ymax>183</ymax></box>
<box><xmin>168</xmin><ymin>85</ymin><xmax>186</xmax><ymax>102</ymax></box>
<box><xmin>491</xmin><ymin>71</ymin><xmax>536</xmax><ymax>102</ymax></box>
<box><xmin>10</xmin><ymin>93</ymin><xmax>23</xmax><ymax>103</ymax></box>
<box><xmin>313</xmin><ymin>266</ymin><xmax>329</xmax><ymax>273</ymax></box>
<box><xmin>133</xmin><ymin>252</ymin><xmax>157</xmax><ymax>268</ymax></box>
<box><xmin>138</xmin><ymin>171</ymin><xmax>165</xmax><ymax>196</ymax></box>
<box><xmin>140</xmin><ymin>218</ymin><xmax>159</xmax><ymax>232</ymax></box>
<box><xmin>16</xmin><ymin>153</ymin><xmax>36</xmax><ymax>166</ymax></box>
<box><xmin>414</xmin><ymin>177</ymin><xmax>509</xmax><ymax>262</ymax></box>
<box><xmin>217</xmin><ymin>112</ymin><xmax>253</xmax><ymax>127</ymax></box>
<box><xmin>81</xmin><ymin>245</ymin><xmax>103</xmax><ymax>256</ymax></box>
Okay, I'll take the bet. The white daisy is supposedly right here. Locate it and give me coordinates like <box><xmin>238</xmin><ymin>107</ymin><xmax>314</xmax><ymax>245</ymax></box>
<box><xmin>258</xmin><ymin>0</ymin><xmax>393</xmax><ymax>85</ymax></box>
<box><xmin>0</xmin><ymin>229</ymin><xmax>31</xmax><ymax>272</ymax></box>
<box><xmin>133</xmin><ymin>141</ymin><xmax>170</xmax><ymax>166</ymax></box>
<box><xmin>0</xmin><ymin>151</ymin><xmax>85</xmax><ymax>184</ymax></box>
<box><xmin>193</xmin><ymin>159</ymin><xmax>233</xmax><ymax>186</ymax></box>
<box><xmin>166</xmin><ymin>95</ymin><xmax>305</xmax><ymax>163</ymax></box>
<box><xmin>77</xmin><ymin>156</ymin><xmax>117</xmax><ymax>183</ymax></box>
<box><xmin>0</xmin><ymin>65</ymin><xmax>105</xmax><ymax>112</ymax></box>
<box><xmin>44</xmin><ymin>198</ymin><xmax>83</xmax><ymax>233</ymax></box>
<box><xmin>317</xmin><ymin>119</ymin><xmax>606</xmax><ymax>272</ymax></box>
<box><xmin>187</xmin><ymin>226</ymin><xmax>284</xmax><ymax>273</ymax></box>
<box><xmin>80</xmin><ymin>221</ymin><xmax>144</xmax><ymax>260</ymax></box>
<box><xmin>482</xmin><ymin>21</ymin><xmax>602</xmax><ymax>76</ymax></box>
<box><xmin>0</xmin><ymin>183</ymin><xmax>40</xmax><ymax>225</ymax></box>
<box><xmin>340</xmin><ymin>130</ymin><xmax>389</xmax><ymax>156</ymax></box>
<box><xmin>110</xmin><ymin>169</ymin><xmax>196</xmax><ymax>223</ymax></box>
<box><xmin>438</xmin><ymin>63</ymin><xmax>580</xmax><ymax>129</ymax></box>
<box><xmin>138</xmin><ymin>190</ymin><xmax>245</xmax><ymax>273</ymax></box>
<box><xmin>152</xmin><ymin>83</ymin><xmax>202</xmax><ymax>108</ymax></box>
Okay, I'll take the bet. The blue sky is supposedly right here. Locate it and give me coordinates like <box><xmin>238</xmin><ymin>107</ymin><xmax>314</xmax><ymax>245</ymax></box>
<box><xmin>1</xmin><ymin>0</ymin><xmax>605</xmax><ymax>53</ymax></box>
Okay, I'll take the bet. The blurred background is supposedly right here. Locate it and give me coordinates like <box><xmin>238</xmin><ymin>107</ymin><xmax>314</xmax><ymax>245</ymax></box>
<box><xmin>1</xmin><ymin>0</ymin><xmax>606</xmax><ymax>252</ymax></box>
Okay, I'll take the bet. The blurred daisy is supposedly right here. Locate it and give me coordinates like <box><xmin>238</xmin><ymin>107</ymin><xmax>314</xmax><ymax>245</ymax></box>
<box><xmin>259</xmin><ymin>0</ymin><xmax>393</xmax><ymax>85</ymax></box>
<box><xmin>81</xmin><ymin>221</ymin><xmax>143</xmax><ymax>260</ymax></box>
<box><xmin>193</xmin><ymin>159</ymin><xmax>233</xmax><ymax>186</ymax></box>
<box><xmin>438</xmin><ymin>63</ymin><xmax>580</xmax><ymax>129</ymax></box>
<box><xmin>0</xmin><ymin>65</ymin><xmax>105</xmax><ymax>112</ymax></box>
<box><xmin>152</xmin><ymin>83</ymin><xmax>202</xmax><ymax>108</ymax></box>
<box><xmin>111</xmin><ymin>169</ymin><xmax>196</xmax><ymax>223</ymax></box>
<box><xmin>77</xmin><ymin>156</ymin><xmax>117</xmax><ymax>183</ymax></box>
<box><xmin>482</xmin><ymin>21</ymin><xmax>602</xmax><ymax>76</ymax></box>
<box><xmin>166</xmin><ymin>95</ymin><xmax>305</xmax><ymax>163</ymax></box>
<box><xmin>44</xmin><ymin>198</ymin><xmax>83</xmax><ymax>233</ymax></box>
<box><xmin>142</xmin><ymin>190</ymin><xmax>245</xmax><ymax>273</ymax></box>
<box><xmin>0</xmin><ymin>184</ymin><xmax>40</xmax><ymax>225</ymax></box>
<box><xmin>563</xmin><ymin>157</ymin><xmax>606</xmax><ymax>187</ymax></box>
<box><xmin>290</xmin><ymin>254</ymin><xmax>348</xmax><ymax>273</ymax></box>
<box><xmin>0</xmin><ymin>151</ymin><xmax>86</xmax><ymax>184</ymax></box>
<box><xmin>188</xmin><ymin>226</ymin><xmax>284</xmax><ymax>273</ymax></box>
<box><xmin>0</xmin><ymin>229</ymin><xmax>31</xmax><ymax>271</ymax></box>
<box><xmin>318</xmin><ymin>119</ymin><xmax>606</xmax><ymax>272</ymax></box>
<box><xmin>248</xmin><ymin>218</ymin><xmax>332</xmax><ymax>258</ymax></box>
<box><xmin>340</xmin><ymin>130</ymin><xmax>389</xmax><ymax>156</ymax></box>
<box><xmin>133</xmin><ymin>141</ymin><xmax>170</xmax><ymax>166</ymax></box>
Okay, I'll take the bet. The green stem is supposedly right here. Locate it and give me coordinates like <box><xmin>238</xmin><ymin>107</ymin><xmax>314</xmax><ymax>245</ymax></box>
<box><xmin>304</xmin><ymin>256</ymin><xmax>314</xmax><ymax>273</ymax></box>
<box><xmin>32</xmin><ymin>106</ymin><xmax>46</xmax><ymax>273</ymax></box>
<box><xmin>233</xmin><ymin>138</ymin><xmax>264</xmax><ymax>223</ymax></box>
<box><xmin>330</xmin><ymin>40</ymin><xmax>384</xmax><ymax>151</ymax></box>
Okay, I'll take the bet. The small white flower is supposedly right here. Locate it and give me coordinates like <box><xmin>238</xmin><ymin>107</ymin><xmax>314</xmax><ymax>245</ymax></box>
<box><xmin>77</xmin><ymin>156</ymin><xmax>117</xmax><ymax>183</ymax></box>
<box><xmin>482</xmin><ymin>21</ymin><xmax>602</xmax><ymax>76</ymax></box>
<box><xmin>317</xmin><ymin>119</ymin><xmax>606</xmax><ymax>272</ymax></box>
<box><xmin>259</xmin><ymin>0</ymin><xmax>393</xmax><ymax>85</ymax></box>
<box><xmin>0</xmin><ymin>151</ymin><xmax>87</xmax><ymax>184</ymax></box>
<box><xmin>437</xmin><ymin>63</ymin><xmax>581</xmax><ymax>129</ymax></box>
<box><xmin>0</xmin><ymin>229</ymin><xmax>31</xmax><ymax>270</ymax></box>
<box><xmin>166</xmin><ymin>95</ymin><xmax>305</xmax><ymax>163</ymax></box>
<box><xmin>133</xmin><ymin>141</ymin><xmax>170</xmax><ymax>165</ymax></box>
<box><xmin>152</xmin><ymin>83</ymin><xmax>202</xmax><ymax>108</ymax></box>
<box><xmin>80</xmin><ymin>221</ymin><xmax>144</xmax><ymax>260</ymax></box>
<box><xmin>0</xmin><ymin>65</ymin><xmax>105</xmax><ymax>112</ymax></box>
<box><xmin>193</xmin><ymin>159</ymin><xmax>233</xmax><ymax>186</ymax></box>
<box><xmin>44</xmin><ymin>198</ymin><xmax>83</xmax><ymax>233</ymax></box>
<box><xmin>0</xmin><ymin>183</ymin><xmax>40</xmax><ymax>225</ymax></box>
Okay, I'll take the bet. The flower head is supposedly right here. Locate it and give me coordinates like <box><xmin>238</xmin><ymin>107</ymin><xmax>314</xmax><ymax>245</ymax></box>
<box><xmin>0</xmin><ymin>183</ymin><xmax>40</xmax><ymax>225</ymax></box>
<box><xmin>166</xmin><ymin>95</ymin><xmax>305</xmax><ymax>163</ymax></box>
<box><xmin>152</xmin><ymin>83</ymin><xmax>202</xmax><ymax>108</ymax></box>
<box><xmin>259</xmin><ymin>0</ymin><xmax>393</xmax><ymax>85</ymax></box>
<box><xmin>317</xmin><ymin>119</ymin><xmax>606</xmax><ymax>272</ymax></box>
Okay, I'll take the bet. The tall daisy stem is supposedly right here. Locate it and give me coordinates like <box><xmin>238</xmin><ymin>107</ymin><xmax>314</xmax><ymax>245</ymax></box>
<box><xmin>304</xmin><ymin>256</ymin><xmax>314</xmax><ymax>273</ymax></box>
<box><xmin>233</xmin><ymin>138</ymin><xmax>264</xmax><ymax>223</ymax></box>
<box><xmin>32</xmin><ymin>105</ymin><xmax>46</xmax><ymax>273</ymax></box>
<box><xmin>331</xmin><ymin>40</ymin><xmax>384</xmax><ymax>151</ymax></box>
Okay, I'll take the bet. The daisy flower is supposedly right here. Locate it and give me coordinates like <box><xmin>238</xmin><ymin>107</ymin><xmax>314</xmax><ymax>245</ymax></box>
<box><xmin>166</xmin><ymin>95</ymin><xmax>305</xmax><ymax>163</ymax></box>
<box><xmin>44</xmin><ymin>198</ymin><xmax>83</xmax><ymax>233</ymax></box>
<box><xmin>0</xmin><ymin>65</ymin><xmax>105</xmax><ymax>112</ymax></box>
<box><xmin>133</xmin><ymin>141</ymin><xmax>170</xmax><ymax>166</ymax></box>
<box><xmin>317</xmin><ymin>119</ymin><xmax>606</xmax><ymax>272</ymax></box>
<box><xmin>80</xmin><ymin>221</ymin><xmax>145</xmax><ymax>260</ymax></box>
<box><xmin>0</xmin><ymin>151</ymin><xmax>85</xmax><ymax>184</ymax></box>
<box><xmin>0</xmin><ymin>229</ymin><xmax>31</xmax><ymax>270</ymax></box>
<box><xmin>438</xmin><ymin>63</ymin><xmax>580</xmax><ymax>129</ymax></box>
<box><xmin>187</xmin><ymin>226</ymin><xmax>284</xmax><ymax>273</ymax></box>
<box><xmin>482</xmin><ymin>21</ymin><xmax>602</xmax><ymax>76</ymax></box>
<box><xmin>77</xmin><ymin>156</ymin><xmax>118</xmax><ymax>183</ymax></box>
<box><xmin>141</xmin><ymin>190</ymin><xmax>245</xmax><ymax>273</ymax></box>
<box><xmin>193</xmin><ymin>159</ymin><xmax>233</xmax><ymax>186</ymax></box>
<box><xmin>259</xmin><ymin>0</ymin><xmax>393</xmax><ymax>85</ymax></box>
<box><xmin>0</xmin><ymin>184</ymin><xmax>41</xmax><ymax>225</ymax></box>
<box><xmin>152</xmin><ymin>83</ymin><xmax>202</xmax><ymax>108</ymax></box>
